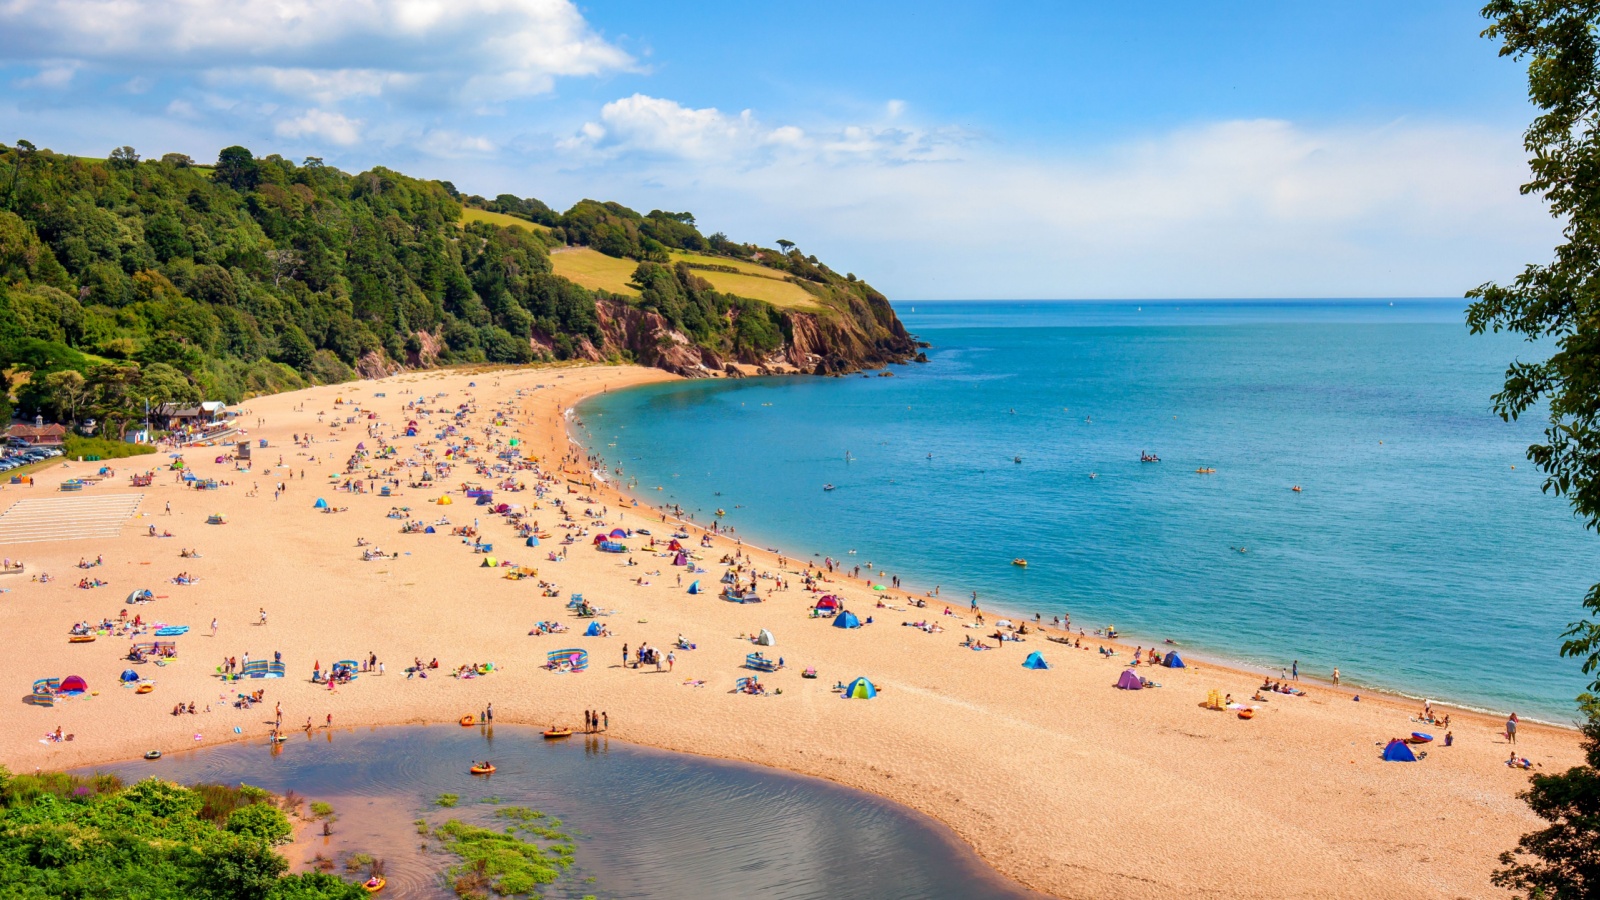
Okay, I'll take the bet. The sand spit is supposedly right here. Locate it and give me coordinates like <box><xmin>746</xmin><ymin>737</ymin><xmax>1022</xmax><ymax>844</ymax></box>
<box><xmin>0</xmin><ymin>363</ymin><xmax>1580</xmax><ymax>899</ymax></box>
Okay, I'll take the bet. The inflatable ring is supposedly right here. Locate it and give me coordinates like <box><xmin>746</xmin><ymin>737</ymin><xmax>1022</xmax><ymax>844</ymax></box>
<box><xmin>144</xmin><ymin>750</ymin><xmax>161</xmax><ymax>760</ymax></box>
<box><xmin>136</xmin><ymin>684</ymin><xmax>153</xmax><ymax>694</ymax></box>
<box><xmin>1238</xmin><ymin>709</ymin><xmax>1255</xmax><ymax>720</ymax></box>
<box><xmin>459</xmin><ymin>716</ymin><xmax>475</xmax><ymax>726</ymax></box>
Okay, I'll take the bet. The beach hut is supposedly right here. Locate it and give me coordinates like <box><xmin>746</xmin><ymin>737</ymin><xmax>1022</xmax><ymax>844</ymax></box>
<box><xmin>1382</xmin><ymin>739</ymin><xmax>1418</xmax><ymax>762</ymax></box>
<box><xmin>832</xmin><ymin>610</ymin><xmax>862</xmax><ymax>629</ymax></box>
<box><xmin>313</xmin><ymin>497</ymin><xmax>328</xmax><ymax>509</ymax></box>
<box><xmin>584</xmin><ymin>622</ymin><xmax>604</xmax><ymax>637</ymax></box>
<box><xmin>688</xmin><ymin>580</ymin><xmax>701</xmax><ymax>594</ymax></box>
<box><xmin>756</xmin><ymin>628</ymin><xmax>776</xmax><ymax>646</ymax></box>
<box><xmin>1022</xmin><ymin>651</ymin><xmax>1050</xmax><ymax>670</ymax></box>
<box><xmin>1115</xmin><ymin>669</ymin><xmax>1144</xmax><ymax>690</ymax></box>
<box><xmin>1162</xmin><ymin>650</ymin><xmax>1186</xmax><ymax>668</ymax></box>
<box><xmin>814</xmin><ymin>595</ymin><xmax>841</xmax><ymax>612</ymax></box>
<box><xmin>843</xmin><ymin>677</ymin><xmax>877</xmax><ymax>699</ymax></box>
<box><xmin>59</xmin><ymin>675</ymin><xmax>88</xmax><ymax>695</ymax></box>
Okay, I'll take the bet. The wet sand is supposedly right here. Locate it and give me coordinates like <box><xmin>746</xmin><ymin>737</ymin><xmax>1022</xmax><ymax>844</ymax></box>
<box><xmin>0</xmin><ymin>362</ymin><xmax>1581</xmax><ymax>899</ymax></box>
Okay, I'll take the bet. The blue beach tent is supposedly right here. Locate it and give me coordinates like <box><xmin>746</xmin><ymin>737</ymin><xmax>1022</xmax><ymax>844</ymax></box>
<box><xmin>832</xmin><ymin>610</ymin><xmax>861</xmax><ymax>629</ymax></box>
<box><xmin>1381</xmin><ymin>739</ymin><xmax>1417</xmax><ymax>762</ymax></box>
<box><xmin>424</xmin><ymin>526</ymin><xmax>436</xmax><ymax>534</ymax></box>
<box><xmin>688</xmin><ymin>580</ymin><xmax>701</xmax><ymax>594</ymax></box>
<box><xmin>120</xmin><ymin>669</ymin><xmax>139</xmax><ymax>683</ymax></box>
<box><xmin>584</xmin><ymin>622</ymin><xmax>604</xmax><ymax>637</ymax></box>
<box><xmin>1022</xmin><ymin>651</ymin><xmax>1050</xmax><ymax>670</ymax></box>
<box><xmin>313</xmin><ymin>498</ymin><xmax>328</xmax><ymax>509</ymax></box>
<box><xmin>1162</xmin><ymin>650</ymin><xmax>1185</xmax><ymax>668</ymax></box>
<box><xmin>843</xmin><ymin>677</ymin><xmax>877</xmax><ymax>699</ymax></box>
<box><xmin>526</xmin><ymin>536</ymin><xmax>539</xmax><ymax>547</ymax></box>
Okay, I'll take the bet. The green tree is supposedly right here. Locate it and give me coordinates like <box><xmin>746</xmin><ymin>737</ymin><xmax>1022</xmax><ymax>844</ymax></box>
<box><xmin>215</xmin><ymin>146</ymin><xmax>260</xmax><ymax>193</ymax></box>
<box><xmin>108</xmin><ymin>145</ymin><xmax>140</xmax><ymax>170</ymax></box>
<box><xmin>41</xmin><ymin>369</ymin><xmax>89</xmax><ymax>422</ymax></box>
<box><xmin>1472</xmin><ymin>3</ymin><xmax>1600</xmax><ymax>895</ymax></box>
<box><xmin>225</xmin><ymin>803</ymin><xmax>293</xmax><ymax>845</ymax></box>
<box><xmin>1470</xmin><ymin>0</ymin><xmax>1600</xmax><ymax>686</ymax></box>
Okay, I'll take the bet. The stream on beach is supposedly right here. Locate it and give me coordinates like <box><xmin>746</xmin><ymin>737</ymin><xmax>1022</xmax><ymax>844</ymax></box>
<box><xmin>85</xmin><ymin>724</ymin><xmax>1042</xmax><ymax>900</ymax></box>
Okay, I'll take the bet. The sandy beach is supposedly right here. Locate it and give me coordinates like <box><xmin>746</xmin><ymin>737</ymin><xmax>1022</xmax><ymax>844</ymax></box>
<box><xmin>0</xmin><ymin>363</ymin><xmax>1581</xmax><ymax>899</ymax></box>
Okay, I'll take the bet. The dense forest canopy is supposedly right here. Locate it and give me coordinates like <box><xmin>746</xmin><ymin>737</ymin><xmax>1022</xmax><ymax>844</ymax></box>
<box><xmin>0</xmin><ymin>140</ymin><xmax>904</xmax><ymax>437</ymax></box>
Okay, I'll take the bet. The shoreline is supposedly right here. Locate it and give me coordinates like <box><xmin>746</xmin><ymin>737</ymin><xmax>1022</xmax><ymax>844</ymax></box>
<box><xmin>1</xmin><ymin>361</ymin><xmax>1582</xmax><ymax>900</ymax></box>
<box><xmin>564</xmin><ymin>379</ymin><xmax>1579</xmax><ymax>732</ymax></box>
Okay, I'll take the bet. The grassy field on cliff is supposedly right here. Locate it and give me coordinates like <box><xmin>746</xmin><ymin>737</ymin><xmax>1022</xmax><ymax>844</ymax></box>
<box><xmin>546</xmin><ymin>245</ymin><xmax>823</xmax><ymax>311</ymax></box>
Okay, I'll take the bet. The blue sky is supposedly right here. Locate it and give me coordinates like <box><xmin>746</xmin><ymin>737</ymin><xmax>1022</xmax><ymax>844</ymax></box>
<box><xmin>0</xmin><ymin>0</ymin><xmax>1559</xmax><ymax>299</ymax></box>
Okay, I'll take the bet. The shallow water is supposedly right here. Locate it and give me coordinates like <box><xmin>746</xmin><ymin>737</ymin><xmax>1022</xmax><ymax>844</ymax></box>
<box><xmin>90</xmin><ymin>725</ymin><xmax>1041</xmax><ymax>900</ymax></box>
<box><xmin>576</xmin><ymin>300</ymin><xmax>1597</xmax><ymax>722</ymax></box>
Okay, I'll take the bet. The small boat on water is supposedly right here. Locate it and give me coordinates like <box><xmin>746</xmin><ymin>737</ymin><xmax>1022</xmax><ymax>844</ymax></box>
<box><xmin>1196</xmin><ymin>468</ymin><xmax>1216</xmax><ymax>474</ymax></box>
<box><xmin>1011</xmin><ymin>558</ymin><xmax>1028</xmax><ymax>567</ymax></box>
<box><xmin>1291</xmin><ymin>485</ymin><xmax>1302</xmax><ymax>492</ymax></box>
<box><xmin>1141</xmin><ymin>452</ymin><xmax>1160</xmax><ymax>463</ymax></box>
<box><xmin>363</xmin><ymin>876</ymin><xmax>386</xmax><ymax>893</ymax></box>
<box><xmin>459</xmin><ymin>715</ymin><xmax>476</xmax><ymax>726</ymax></box>
<box><xmin>143</xmin><ymin>750</ymin><xmax>161</xmax><ymax>760</ymax></box>
<box><xmin>822</xmin><ymin>484</ymin><xmax>835</xmax><ymax>492</ymax></box>
<box><xmin>1013</xmin><ymin>456</ymin><xmax>1022</xmax><ymax>464</ymax></box>
<box><xmin>470</xmin><ymin>763</ymin><xmax>496</xmax><ymax>775</ymax></box>
<box><xmin>543</xmin><ymin>728</ymin><xmax>573</xmax><ymax>739</ymax></box>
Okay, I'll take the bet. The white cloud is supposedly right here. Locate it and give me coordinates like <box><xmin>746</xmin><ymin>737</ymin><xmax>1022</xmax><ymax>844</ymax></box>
<box><xmin>0</xmin><ymin>0</ymin><xmax>632</xmax><ymax>103</ymax></box>
<box><xmin>275</xmin><ymin>109</ymin><xmax>363</xmax><ymax>146</ymax></box>
<box><xmin>537</xmin><ymin>110</ymin><xmax>1557</xmax><ymax>299</ymax></box>
<box><xmin>14</xmin><ymin>62</ymin><xmax>78</xmax><ymax>89</ymax></box>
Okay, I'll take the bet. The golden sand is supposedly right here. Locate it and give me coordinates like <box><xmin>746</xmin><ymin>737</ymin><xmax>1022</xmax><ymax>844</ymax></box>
<box><xmin>0</xmin><ymin>364</ymin><xmax>1580</xmax><ymax>899</ymax></box>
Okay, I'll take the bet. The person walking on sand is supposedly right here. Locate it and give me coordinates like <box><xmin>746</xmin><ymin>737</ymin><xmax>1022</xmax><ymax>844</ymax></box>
<box><xmin>667</xmin><ymin>651</ymin><xmax>675</xmax><ymax>672</ymax></box>
<box><xmin>165</xmin><ymin>501</ymin><xmax>171</xmax><ymax>515</ymax></box>
<box><xmin>259</xmin><ymin>607</ymin><xmax>268</xmax><ymax>626</ymax></box>
<box><xmin>602</xmin><ymin>711</ymin><xmax>608</xmax><ymax>731</ymax></box>
<box><xmin>210</xmin><ymin>617</ymin><xmax>218</xmax><ymax>637</ymax></box>
<box><xmin>621</xmin><ymin>643</ymin><xmax>628</xmax><ymax>668</ymax></box>
<box><xmin>1292</xmin><ymin>660</ymin><xmax>1299</xmax><ymax>681</ymax></box>
<box><xmin>1332</xmin><ymin>667</ymin><xmax>1340</xmax><ymax>686</ymax></box>
<box><xmin>1506</xmin><ymin>713</ymin><xmax>1518</xmax><ymax>744</ymax></box>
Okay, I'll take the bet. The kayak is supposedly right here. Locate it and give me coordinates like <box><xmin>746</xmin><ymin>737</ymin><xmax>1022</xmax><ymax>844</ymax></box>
<box><xmin>69</xmin><ymin>635</ymin><xmax>96</xmax><ymax>643</ymax></box>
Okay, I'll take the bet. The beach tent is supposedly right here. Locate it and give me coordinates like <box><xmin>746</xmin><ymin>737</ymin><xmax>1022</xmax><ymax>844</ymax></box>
<box><xmin>593</xmin><ymin>533</ymin><xmax>609</xmax><ymax>545</ymax></box>
<box><xmin>673</xmin><ymin>551</ymin><xmax>688</xmax><ymax>566</ymax></box>
<box><xmin>688</xmin><ymin>580</ymin><xmax>702</xmax><ymax>594</ymax></box>
<box><xmin>313</xmin><ymin>498</ymin><xmax>328</xmax><ymax>509</ymax></box>
<box><xmin>609</xmin><ymin>528</ymin><xmax>628</xmax><ymax>539</ymax></box>
<box><xmin>424</xmin><ymin>526</ymin><xmax>436</xmax><ymax>534</ymax></box>
<box><xmin>1382</xmin><ymin>739</ymin><xmax>1418</xmax><ymax>762</ymax></box>
<box><xmin>843</xmin><ymin>677</ymin><xmax>877</xmax><ymax>699</ymax></box>
<box><xmin>480</xmin><ymin>557</ymin><xmax>498</xmax><ymax>567</ymax></box>
<box><xmin>584</xmin><ymin>622</ymin><xmax>604</xmax><ymax>637</ymax></box>
<box><xmin>756</xmin><ymin>629</ymin><xmax>775</xmax><ymax>646</ymax></box>
<box><xmin>59</xmin><ymin>675</ymin><xmax>88</xmax><ymax>694</ymax></box>
<box><xmin>119</xmin><ymin>669</ymin><xmax>139</xmax><ymax>683</ymax></box>
<box><xmin>126</xmin><ymin>589</ymin><xmax>153</xmax><ymax>603</ymax></box>
<box><xmin>814</xmin><ymin>595</ymin><xmax>841</xmax><ymax>612</ymax></box>
<box><xmin>1162</xmin><ymin>650</ymin><xmax>1186</xmax><ymax>668</ymax></box>
<box><xmin>526</xmin><ymin>536</ymin><xmax>539</xmax><ymax>547</ymax></box>
<box><xmin>1115</xmin><ymin>669</ymin><xmax>1144</xmax><ymax>690</ymax></box>
<box><xmin>832</xmin><ymin>610</ymin><xmax>862</xmax><ymax>629</ymax></box>
<box><xmin>668</xmin><ymin>539</ymin><xmax>683</xmax><ymax>551</ymax></box>
<box><xmin>437</xmin><ymin>496</ymin><xmax>452</xmax><ymax>505</ymax></box>
<box><xmin>1022</xmin><ymin>651</ymin><xmax>1050</xmax><ymax>670</ymax></box>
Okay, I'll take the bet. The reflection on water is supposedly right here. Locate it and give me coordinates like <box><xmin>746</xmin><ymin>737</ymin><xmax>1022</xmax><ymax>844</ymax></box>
<box><xmin>88</xmin><ymin>725</ymin><xmax>1042</xmax><ymax>900</ymax></box>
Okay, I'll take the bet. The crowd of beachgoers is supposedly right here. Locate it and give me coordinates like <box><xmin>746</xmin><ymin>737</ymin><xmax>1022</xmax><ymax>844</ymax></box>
<box><xmin>0</xmin><ymin>364</ymin><xmax>1582</xmax><ymax>899</ymax></box>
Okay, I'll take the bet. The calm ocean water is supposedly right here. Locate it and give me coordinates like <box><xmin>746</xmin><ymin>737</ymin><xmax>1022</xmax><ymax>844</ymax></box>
<box><xmin>576</xmin><ymin>300</ymin><xmax>1596</xmax><ymax>722</ymax></box>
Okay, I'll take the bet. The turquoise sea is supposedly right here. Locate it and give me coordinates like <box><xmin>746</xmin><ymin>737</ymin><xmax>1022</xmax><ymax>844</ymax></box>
<box><xmin>576</xmin><ymin>301</ymin><xmax>1596</xmax><ymax>722</ymax></box>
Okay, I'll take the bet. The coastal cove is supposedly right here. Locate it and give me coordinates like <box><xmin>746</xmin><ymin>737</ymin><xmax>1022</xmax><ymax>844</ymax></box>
<box><xmin>575</xmin><ymin>300</ymin><xmax>1595</xmax><ymax>722</ymax></box>
<box><xmin>83</xmin><ymin>724</ymin><xmax>1040</xmax><ymax>900</ymax></box>
<box><xmin>0</xmin><ymin>363</ymin><xmax>1582</xmax><ymax>899</ymax></box>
